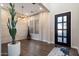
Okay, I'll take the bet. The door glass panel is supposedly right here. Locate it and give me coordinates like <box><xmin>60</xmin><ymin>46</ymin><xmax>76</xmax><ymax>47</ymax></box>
<box><xmin>58</xmin><ymin>37</ymin><xmax>62</xmax><ymax>42</ymax></box>
<box><xmin>63</xmin><ymin>23</ymin><xmax>67</xmax><ymax>29</ymax></box>
<box><xmin>63</xmin><ymin>38</ymin><xmax>67</xmax><ymax>43</ymax></box>
<box><xmin>57</xmin><ymin>23</ymin><xmax>62</xmax><ymax>29</ymax></box>
<box><xmin>63</xmin><ymin>16</ymin><xmax>67</xmax><ymax>22</ymax></box>
<box><xmin>58</xmin><ymin>17</ymin><xmax>62</xmax><ymax>22</ymax></box>
<box><xmin>63</xmin><ymin>30</ymin><xmax>67</xmax><ymax>36</ymax></box>
<box><xmin>58</xmin><ymin>30</ymin><xmax>62</xmax><ymax>36</ymax></box>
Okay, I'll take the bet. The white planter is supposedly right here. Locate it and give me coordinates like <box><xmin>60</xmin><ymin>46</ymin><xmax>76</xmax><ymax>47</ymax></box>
<box><xmin>8</xmin><ymin>41</ymin><xmax>21</xmax><ymax>56</ymax></box>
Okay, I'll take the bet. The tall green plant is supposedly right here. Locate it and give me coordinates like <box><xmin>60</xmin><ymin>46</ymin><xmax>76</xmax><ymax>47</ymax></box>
<box><xmin>7</xmin><ymin>3</ymin><xmax>17</xmax><ymax>44</ymax></box>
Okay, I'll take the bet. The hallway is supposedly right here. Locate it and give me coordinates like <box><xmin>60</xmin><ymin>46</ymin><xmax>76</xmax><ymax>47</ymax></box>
<box><xmin>2</xmin><ymin>39</ymin><xmax>78</xmax><ymax>56</ymax></box>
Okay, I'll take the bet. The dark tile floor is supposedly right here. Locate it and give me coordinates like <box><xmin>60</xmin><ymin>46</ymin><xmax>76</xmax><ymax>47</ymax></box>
<box><xmin>1</xmin><ymin>39</ymin><xmax>78</xmax><ymax>56</ymax></box>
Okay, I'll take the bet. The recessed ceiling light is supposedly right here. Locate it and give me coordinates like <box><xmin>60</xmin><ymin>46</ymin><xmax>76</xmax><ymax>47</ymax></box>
<box><xmin>0</xmin><ymin>4</ymin><xmax>4</xmax><ymax>7</ymax></box>
<box><xmin>40</xmin><ymin>7</ymin><xmax>42</xmax><ymax>10</ymax></box>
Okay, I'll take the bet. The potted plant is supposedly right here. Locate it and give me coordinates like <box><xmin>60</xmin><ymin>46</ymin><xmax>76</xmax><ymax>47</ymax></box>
<box><xmin>7</xmin><ymin>3</ymin><xmax>20</xmax><ymax>56</ymax></box>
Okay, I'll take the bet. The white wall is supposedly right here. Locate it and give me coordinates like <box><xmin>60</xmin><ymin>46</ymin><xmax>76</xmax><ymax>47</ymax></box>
<box><xmin>43</xmin><ymin>3</ymin><xmax>79</xmax><ymax>52</ymax></box>
<box><xmin>28</xmin><ymin>15</ymin><xmax>41</xmax><ymax>41</ymax></box>
<box><xmin>1</xmin><ymin>8</ymin><xmax>28</xmax><ymax>43</ymax></box>
<box><xmin>38</xmin><ymin>12</ymin><xmax>49</xmax><ymax>42</ymax></box>
<box><xmin>1</xmin><ymin>7</ymin><xmax>49</xmax><ymax>44</ymax></box>
<box><xmin>28</xmin><ymin>12</ymin><xmax>50</xmax><ymax>43</ymax></box>
<box><xmin>0</xmin><ymin>6</ymin><xmax>1</xmax><ymax>56</ymax></box>
<box><xmin>0</xmin><ymin>31</ymin><xmax>1</xmax><ymax>56</ymax></box>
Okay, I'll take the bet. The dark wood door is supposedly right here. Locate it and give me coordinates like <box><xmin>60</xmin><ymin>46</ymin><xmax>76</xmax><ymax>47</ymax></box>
<box><xmin>55</xmin><ymin>12</ymin><xmax>71</xmax><ymax>47</ymax></box>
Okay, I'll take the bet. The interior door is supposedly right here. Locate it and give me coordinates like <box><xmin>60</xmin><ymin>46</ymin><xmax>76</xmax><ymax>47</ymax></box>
<box><xmin>55</xmin><ymin>12</ymin><xmax>71</xmax><ymax>47</ymax></box>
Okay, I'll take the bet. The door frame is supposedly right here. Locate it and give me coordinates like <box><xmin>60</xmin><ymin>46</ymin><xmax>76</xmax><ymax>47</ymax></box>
<box><xmin>55</xmin><ymin>12</ymin><xmax>71</xmax><ymax>47</ymax></box>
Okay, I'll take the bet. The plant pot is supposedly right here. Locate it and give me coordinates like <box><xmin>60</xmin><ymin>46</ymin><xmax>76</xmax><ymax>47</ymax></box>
<box><xmin>8</xmin><ymin>41</ymin><xmax>21</xmax><ymax>56</ymax></box>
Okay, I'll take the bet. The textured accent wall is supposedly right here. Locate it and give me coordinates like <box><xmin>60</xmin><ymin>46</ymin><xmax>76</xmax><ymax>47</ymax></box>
<box><xmin>1</xmin><ymin>8</ymin><xmax>28</xmax><ymax>43</ymax></box>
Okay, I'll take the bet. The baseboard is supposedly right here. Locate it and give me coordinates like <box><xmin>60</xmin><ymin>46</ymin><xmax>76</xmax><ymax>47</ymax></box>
<box><xmin>32</xmin><ymin>38</ymin><xmax>42</xmax><ymax>41</ymax></box>
<box><xmin>32</xmin><ymin>38</ymin><xmax>55</xmax><ymax>45</ymax></box>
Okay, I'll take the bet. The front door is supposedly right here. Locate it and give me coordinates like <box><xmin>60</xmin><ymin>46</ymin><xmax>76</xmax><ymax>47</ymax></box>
<box><xmin>55</xmin><ymin>12</ymin><xmax>71</xmax><ymax>47</ymax></box>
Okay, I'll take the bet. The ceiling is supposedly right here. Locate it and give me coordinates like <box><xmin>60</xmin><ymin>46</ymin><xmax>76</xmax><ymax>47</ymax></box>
<box><xmin>1</xmin><ymin>3</ymin><xmax>48</xmax><ymax>16</ymax></box>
